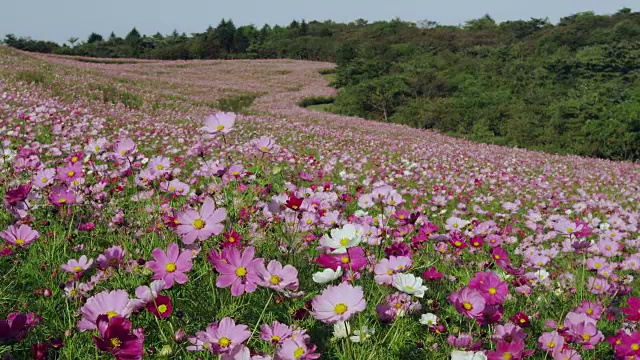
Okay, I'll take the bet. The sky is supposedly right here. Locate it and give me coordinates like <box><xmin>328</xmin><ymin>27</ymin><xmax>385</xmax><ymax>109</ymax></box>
<box><xmin>1</xmin><ymin>0</ymin><xmax>635</xmax><ymax>44</ymax></box>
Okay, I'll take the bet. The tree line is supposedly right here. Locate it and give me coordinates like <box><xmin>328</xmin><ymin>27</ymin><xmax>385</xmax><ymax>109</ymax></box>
<box><xmin>3</xmin><ymin>9</ymin><xmax>640</xmax><ymax>160</ymax></box>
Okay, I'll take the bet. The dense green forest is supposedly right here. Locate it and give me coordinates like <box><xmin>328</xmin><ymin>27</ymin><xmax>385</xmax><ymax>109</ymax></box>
<box><xmin>4</xmin><ymin>9</ymin><xmax>640</xmax><ymax>160</ymax></box>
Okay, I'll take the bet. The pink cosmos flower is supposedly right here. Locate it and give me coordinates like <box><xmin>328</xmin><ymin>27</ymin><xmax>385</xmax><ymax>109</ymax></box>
<box><xmin>115</xmin><ymin>138</ymin><xmax>136</xmax><ymax>158</ymax></box>
<box><xmin>0</xmin><ymin>224</ymin><xmax>39</xmax><ymax>248</ymax></box>
<box><xmin>260</xmin><ymin>321</ymin><xmax>293</xmax><ymax>345</ymax></box>
<box><xmin>93</xmin><ymin>315</ymin><xmax>144</xmax><ymax>360</ymax></box>
<box><xmin>96</xmin><ymin>245</ymin><xmax>125</xmax><ymax>270</ymax></box>
<box><xmin>60</xmin><ymin>255</ymin><xmax>94</xmax><ymax>274</ymax></box>
<box><xmin>311</xmin><ymin>282</ymin><xmax>366</xmax><ymax>324</ymax></box>
<box><xmin>78</xmin><ymin>290</ymin><xmax>133</xmax><ymax>331</ymax></box>
<box><xmin>491</xmin><ymin>322</ymin><xmax>527</xmax><ymax>343</ymax></box>
<box><xmin>250</xmin><ymin>136</ymin><xmax>277</xmax><ymax>154</ymax></box>
<box><xmin>449</xmin><ymin>286</ymin><xmax>486</xmax><ymax>319</ymax></box>
<box><xmin>146</xmin><ymin>243</ymin><xmax>193</xmax><ymax>288</ymax></box>
<box><xmin>202</xmin><ymin>112</ymin><xmax>236</xmax><ymax>135</ymax></box>
<box><xmin>256</xmin><ymin>260</ymin><xmax>299</xmax><ymax>292</ymax></box>
<box><xmin>563</xmin><ymin>312</ymin><xmax>604</xmax><ymax>350</ymax></box>
<box><xmin>486</xmin><ymin>339</ymin><xmax>531</xmax><ymax>360</ymax></box>
<box><xmin>32</xmin><ymin>168</ymin><xmax>55</xmax><ymax>188</ymax></box>
<box><xmin>48</xmin><ymin>185</ymin><xmax>76</xmax><ymax>206</ymax></box>
<box><xmin>277</xmin><ymin>336</ymin><xmax>321</xmax><ymax>360</ymax></box>
<box><xmin>160</xmin><ymin>179</ymin><xmax>190</xmax><ymax>196</ymax></box>
<box><xmin>214</xmin><ymin>246</ymin><xmax>263</xmax><ymax>296</ymax></box>
<box><xmin>374</xmin><ymin>256</ymin><xmax>412</xmax><ymax>285</ymax></box>
<box><xmin>203</xmin><ymin>317</ymin><xmax>251</xmax><ymax>354</ymax></box>
<box><xmin>56</xmin><ymin>162</ymin><xmax>83</xmax><ymax>184</ymax></box>
<box><xmin>175</xmin><ymin>197</ymin><xmax>227</xmax><ymax>244</ymax></box>
<box><xmin>538</xmin><ymin>331</ymin><xmax>564</xmax><ymax>353</ymax></box>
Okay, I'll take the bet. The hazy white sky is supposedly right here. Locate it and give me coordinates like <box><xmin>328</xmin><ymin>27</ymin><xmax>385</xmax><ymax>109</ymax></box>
<box><xmin>1</xmin><ymin>0</ymin><xmax>635</xmax><ymax>43</ymax></box>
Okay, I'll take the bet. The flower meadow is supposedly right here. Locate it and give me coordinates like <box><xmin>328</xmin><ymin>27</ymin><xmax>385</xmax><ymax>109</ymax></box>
<box><xmin>1</xmin><ymin>46</ymin><xmax>640</xmax><ymax>360</ymax></box>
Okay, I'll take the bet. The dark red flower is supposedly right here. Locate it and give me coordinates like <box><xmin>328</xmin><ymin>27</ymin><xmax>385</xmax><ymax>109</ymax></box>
<box><xmin>93</xmin><ymin>315</ymin><xmax>144</xmax><ymax>360</ymax></box>
<box><xmin>510</xmin><ymin>312</ymin><xmax>531</xmax><ymax>327</ymax></box>
<box><xmin>146</xmin><ymin>295</ymin><xmax>173</xmax><ymax>319</ymax></box>
<box><xmin>285</xmin><ymin>194</ymin><xmax>303</xmax><ymax>211</ymax></box>
<box><xmin>5</xmin><ymin>184</ymin><xmax>31</xmax><ymax>206</ymax></box>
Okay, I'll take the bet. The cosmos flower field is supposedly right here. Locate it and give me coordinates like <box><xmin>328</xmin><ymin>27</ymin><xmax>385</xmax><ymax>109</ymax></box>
<box><xmin>1</xmin><ymin>46</ymin><xmax>640</xmax><ymax>360</ymax></box>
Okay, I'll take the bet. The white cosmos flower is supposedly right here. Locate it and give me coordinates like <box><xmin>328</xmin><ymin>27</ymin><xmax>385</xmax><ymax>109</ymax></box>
<box><xmin>392</xmin><ymin>273</ymin><xmax>428</xmax><ymax>298</ymax></box>
<box><xmin>319</xmin><ymin>224</ymin><xmax>361</xmax><ymax>253</ymax></box>
<box><xmin>312</xmin><ymin>267</ymin><xmax>343</xmax><ymax>284</ymax></box>
<box><xmin>451</xmin><ymin>350</ymin><xmax>487</xmax><ymax>360</ymax></box>
<box><xmin>349</xmin><ymin>326</ymin><xmax>375</xmax><ymax>343</ymax></box>
<box><xmin>419</xmin><ymin>313</ymin><xmax>438</xmax><ymax>326</ymax></box>
<box><xmin>332</xmin><ymin>321</ymin><xmax>351</xmax><ymax>339</ymax></box>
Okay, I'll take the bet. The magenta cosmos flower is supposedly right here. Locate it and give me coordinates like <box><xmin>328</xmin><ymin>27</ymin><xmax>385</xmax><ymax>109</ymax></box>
<box><xmin>78</xmin><ymin>290</ymin><xmax>133</xmax><ymax>331</ymax></box>
<box><xmin>214</xmin><ymin>246</ymin><xmax>263</xmax><ymax>296</ymax></box>
<box><xmin>175</xmin><ymin>197</ymin><xmax>227</xmax><ymax>244</ymax></box>
<box><xmin>202</xmin><ymin>112</ymin><xmax>236</xmax><ymax>135</ymax></box>
<box><xmin>93</xmin><ymin>315</ymin><xmax>144</xmax><ymax>360</ymax></box>
<box><xmin>146</xmin><ymin>243</ymin><xmax>193</xmax><ymax>288</ymax></box>
<box><xmin>311</xmin><ymin>282</ymin><xmax>366</xmax><ymax>324</ymax></box>
<box><xmin>48</xmin><ymin>185</ymin><xmax>76</xmax><ymax>206</ymax></box>
<box><xmin>0</xmin><ymin>224</ymin><xmax>39</xmax><ymax>248</ymax></box>
<box><xmin>96</xmin><ymin>245</ymin><xmax>125</xmax><ymax>270</ymax></box>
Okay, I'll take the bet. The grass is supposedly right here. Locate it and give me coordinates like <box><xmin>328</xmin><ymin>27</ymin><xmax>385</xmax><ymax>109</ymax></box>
<box><xmin>216</xmin><ymin>92</ymin><xmax>260</xmax><ymax>113</ymax></box>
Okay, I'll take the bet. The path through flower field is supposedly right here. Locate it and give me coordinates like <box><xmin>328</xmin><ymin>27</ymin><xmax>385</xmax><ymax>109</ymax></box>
<box><xmin>1</xmin><ymin>46</ymin><xmax>640</xmax><ymax>359</ymax></box>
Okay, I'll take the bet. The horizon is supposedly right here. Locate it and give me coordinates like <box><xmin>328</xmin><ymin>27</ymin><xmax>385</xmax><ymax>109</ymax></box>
<box><xmin>1</xmin><ymin>0</ymin><xmax>635</xmax><ymax>44</ymax></box>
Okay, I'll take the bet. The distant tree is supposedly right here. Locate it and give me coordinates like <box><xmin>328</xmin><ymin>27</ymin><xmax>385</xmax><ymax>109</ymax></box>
<box><xmin>215</xmin><ymin>19</ymin><xmax>236</xmax><ymax>53</ymax></box>
<box><xmin>417</xmin><ymin>19</ymin><xmax>438</xmax><ymax>29</ymax></box>
<box><xmin>464</xmin><ymin>14</ymin><xmax>497</xmax><ymax>31</ymax></box>
<box><xmin>87</xmin><ymin>33</ymin><xmax>103</xmax><ymax>43</ymax></box>
<box><xmin>125</xmin><ymin>27</ymin><xmax>142</xmax><ymax>45</ymax></box>
<box><xmin>68</xmin><ymin>37</ymin><xmax>79</xmax><ymax>46</ymax></box>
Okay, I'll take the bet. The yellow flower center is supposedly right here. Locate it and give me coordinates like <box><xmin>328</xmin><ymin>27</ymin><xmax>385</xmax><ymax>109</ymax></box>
<box><xmin>334</xmin><ymin>303</ymin><xmax>348</xmax><ymax>315</ymax></box>
<box><xmin>272</xmin><ymin>335</ymin><xmax>281</xmax><ymax>342</ymax></box>
<box><xmin>59</xmin><ymin>198</ymin><xmax>67</xmax><ymax>203</ymax></box>
<box><xmin>547</xmin><ymin>341</ymin><xmax>555</xmax><ymax>348</ymax></box>
<box><xmin>340</xmin><ymin>238</ymin><xmax>350</xmax><ymax>246</ymax></box>
<box><xmin>15</xmin><ymin>239</ymin><xmax>25</xmax><ymax>245</ymax></box>
<box><xmin>269</xmin><ymin>275</ymin><xmax>281</xmax><ymax>285</ymax></box>
<box><xmin>586</xmin><ymin>308</ymin><xmax>594</xmax><ymax>315</ymax></box>
<box><xmin>165</xmin><ymin>263</ymin><xmax>177</xmax><ymax>272</ymax></box>
<box><xmin>107</xmin><ymin>311</ymin><xmax>118</xmax><ymax>318</ymax></box>
<box><xmin>216</xmin><ymin>125</ymin><xmax>225</xmax><ymax>131</ymax></box>
<box><xmin>41</xmin><ymin>177</ymin><xmax>48</xmax><ymax>183</ymax></box>
<box><xmin>193</xmin><ymin>219</ymin><xmax>205</xmax><ymax>230</ymax></box>
<box><xmin>235</xmin><ymin>267</ymin><xmax>247</xmax><ymax>277</ymax></box>
<box><xmin>73</xmin><ymin>265</ymin><xmax>83</xmax><ymax>272</ymax></box>
<box><xmin>294</xmin><ymin>347</ymin><xmax>305</xmax><ymax>358</ymax></box>
<box><xmin>71</xmin><ymin>156</ymin><xmax>79</xmax><ymax>162</ymax></box>
<box><xmin>463</xmin><ymin>302</ymin><xmax>473</xmax><ymax>310</ymax></box>
<box><xmin>488</xmin><ymin>288</ymin><xmax>497</xmax><ymax>295</ymax></box>
<box><xmin>387</xmin><ymin>269</ymin><xmax>393</xmax><ymax>275</ymax></box>
<box><xmin>340</xmin><ymin>256</ymin><xmax>349</xmax><ymax>264</ymax></box>
<box><xmin>169</xmin><ymin>186</ymin><xmax>176</xmax><ymax>191</ymax></box>
<box><xmin>494</xmin><ymin>255</ymin><xmax>501</xmax><ymax>260</ymax></box>
<box><xmin>95</xmin><ymin>146</ymin><xmax>101</xmax><ymax>151</ymax></box>
<box><xmin>218</xmin><ymin>337</ymin><xmax>231</xmax><ymax>347</ymax></box>
<box><xmin>306</xmin><ymin>219</ymin><xmax>313</xmax><ymax>225</ymax></box>
<box><xmin>503</xmin><ymin>353</ymin><xmax>512</xmax><ymax>360</ymax></box>
<box><xmin>158</xmin><ymin>304</ymin><xmax>168</xmax><ymax>314</ymax></box>
<box><xmin>632</xmin><ymin>344</ymin><xmax>640</xmax><ymax>351</ymax></box>
<box><xmin>110</xmin><ymin>337</ymin><xmax>121</xmax><ymax>348</ymax></box>
<box><xmin>228</xmin><ymin>237</ymin><xmax>235</xmax><ymax>243</ymax></box>
<box><xmin>260</xmin><ymin>146</ymin><xmax>269</xmax><ymax>152</ymax></box>
<box><xmin>156</xmin><ymin>164</ymin><xmax>164</xmax><ymax>170</ymax></box>
<box><xmin>581</xmin><ymin>333</ymin><xmax>591</xmax><ymax>341</ymax></box>
<box><xmin>455</xmin><ymin>241</ymin><xmax>462</xmax><ymax>246</ymax></box>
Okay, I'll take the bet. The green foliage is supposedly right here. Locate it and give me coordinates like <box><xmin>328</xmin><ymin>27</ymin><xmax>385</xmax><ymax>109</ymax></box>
<box><xmin>14</xmin><ymin>70</ymin><xmax>52</xmax><ymax>84</ymax></box>
<box><xmin>216</xmin><ymin>92</ymin><xmax>259</xmax><ymax>112</ymax></box>
<box><xmin>88</xmin><ymin>83</ymin><xmax>144</xmax><ymax>109</ymax></box>
<box><xmin>298</xmin><ymin>96</ymin><xmax>335</xmax><ymax>108</ymax></box>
